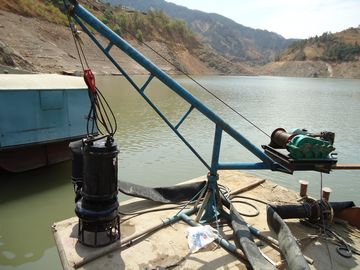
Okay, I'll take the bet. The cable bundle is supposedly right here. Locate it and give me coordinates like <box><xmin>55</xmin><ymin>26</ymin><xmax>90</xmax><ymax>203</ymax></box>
<box><xmin>86</xmin><ymin>86</ymin><xmax>117</xmax><ymax>137</ymax></box>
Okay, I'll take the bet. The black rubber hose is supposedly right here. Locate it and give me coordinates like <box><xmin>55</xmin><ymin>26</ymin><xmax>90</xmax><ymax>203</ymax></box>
<box><xmin>267</xmin><ymin>205</ymin><xmax>310</xmax><ymax>270</ymax></box>
<box><xmin>118</xmin><ymin>180</ymin><xmax>207</xmax><ymax>204</ymax></box>
<box><xmin>268</xmin><ymin>201</ymin><xmax>355</xmax><ymax>220</ymax></box>
<box><xmin>268</xmin><ymin>203</ymin><xmax>312</xmax><ymax>220</ymax></box>
<box><xmin>230</xmin><ymin>204</ymin><xmax>277</xmax><ymax>270</ymax></box>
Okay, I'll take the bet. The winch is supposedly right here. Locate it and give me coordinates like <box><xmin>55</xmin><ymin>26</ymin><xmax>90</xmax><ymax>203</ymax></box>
<box><xmin>269</xmin><ymin>128</ymin><xmax>335</xmax><ymax>159</ymax></box>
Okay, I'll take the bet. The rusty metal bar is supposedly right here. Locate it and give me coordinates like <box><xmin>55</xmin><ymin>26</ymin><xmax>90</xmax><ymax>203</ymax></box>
<box><xmin>332</xmin><ymin>164</ymin><xmax>360</xmax><ymax>170</ymax></box>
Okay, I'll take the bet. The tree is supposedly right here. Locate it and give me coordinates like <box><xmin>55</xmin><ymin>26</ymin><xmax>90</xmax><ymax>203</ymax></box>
<box><xmin>135</xmin><ymin>29</ymin><xmax>143</xmax><ymax>42</ymax></box>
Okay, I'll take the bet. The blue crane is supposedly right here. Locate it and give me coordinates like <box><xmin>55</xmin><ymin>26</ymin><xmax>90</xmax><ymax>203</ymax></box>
<box><xmin>63</xmin><ymin>1</ymin><xmax>355</xmax><ymax>268</ymax></box>
<box><xmin>64</xmin><ymin>0</ymin><xmax>343</xmax><ymax>221</ymax></box>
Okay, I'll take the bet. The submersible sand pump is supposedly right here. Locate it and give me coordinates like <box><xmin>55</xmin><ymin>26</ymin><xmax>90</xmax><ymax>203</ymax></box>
<box><xmin>70</xmin><ymin>135</ymin><xmax>120</xmax><ymax>247</ymax></box>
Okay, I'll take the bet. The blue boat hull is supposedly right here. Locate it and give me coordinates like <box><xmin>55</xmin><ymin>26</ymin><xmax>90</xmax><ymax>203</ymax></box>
<box><xmin>0</xmin><ymin>74</ymin><xmax>94</xmax><ymax>172</ymax></box>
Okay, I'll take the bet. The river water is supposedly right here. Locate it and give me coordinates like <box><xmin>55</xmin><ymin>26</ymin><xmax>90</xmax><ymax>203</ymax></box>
<box><xmin>0</xmin><ymin>75</ymin><xmax>359</xmax><ymax>269</ymax></box>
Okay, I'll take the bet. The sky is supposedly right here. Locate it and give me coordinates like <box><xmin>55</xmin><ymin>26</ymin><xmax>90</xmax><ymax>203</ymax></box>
<box><xmin>165</xmin><ymin>0</ymin><xmax>360</xmax><ymax>39</ymax></box>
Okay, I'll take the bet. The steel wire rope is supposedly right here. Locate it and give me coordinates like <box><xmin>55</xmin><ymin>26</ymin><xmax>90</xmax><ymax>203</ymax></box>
<box><xmin>78</xmin><ymin>0</ymin><xmax>270</xmax><ymax>138</ymax></box>
<box><xmin>64</xmin><ymin>0</ymin><xmax>118</xmax><ymax>137</ymax></box>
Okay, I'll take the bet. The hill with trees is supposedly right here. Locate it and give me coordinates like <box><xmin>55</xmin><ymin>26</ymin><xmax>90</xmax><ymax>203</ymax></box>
<box><xmin>256</xmin><ymin>28</ymin><xmax>360</xmax><ymax>78</ymax></box>
<box><xmin>105</xmin><ymin>0</ymin><xmax>296</xmax><ymax>63</ymax></box>
<box><xmin>1</xmin><ymin>0</ymin><xmax>359</xmax><ymax>78</ymax></box>
<box><xmin>279</xmin><ymin>28</ymin><xmax>360</xmax><ymax>62</ymax></box>
<box><xmin>0</xmin><ymin>0</ymin><xmax>250</xmax><ymax>75</ymax></box>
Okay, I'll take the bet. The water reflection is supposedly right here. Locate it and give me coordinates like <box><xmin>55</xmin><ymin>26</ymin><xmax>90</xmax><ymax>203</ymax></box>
<box><xmin>0</xmin><ymin>162</ymin><xmax>73</xmax><ymax>268</ymax></box>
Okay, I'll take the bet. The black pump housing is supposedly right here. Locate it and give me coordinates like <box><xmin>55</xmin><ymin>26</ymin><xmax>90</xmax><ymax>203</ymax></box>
<box><xmin>70</xmin><ymin>136</ymin><xmax>120</xmax><ymax>247</ymax></box>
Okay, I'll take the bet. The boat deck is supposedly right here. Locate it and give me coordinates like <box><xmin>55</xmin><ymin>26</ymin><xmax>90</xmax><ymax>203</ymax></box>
<box><xmin>52</xmin><ymin>171</ymin><xmax>360</xmax><ymax>269</ymax></box>
<box><xmin>0</xmin><ymin>74</ymin><xmax>86</xmax><ymax>90</ymax></box>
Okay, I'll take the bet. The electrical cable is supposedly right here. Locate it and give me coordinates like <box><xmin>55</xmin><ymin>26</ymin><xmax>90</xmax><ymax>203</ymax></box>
<box><xmin>229</xmin><ymin>195</ymin><xmax>264</xmax><ymax>217</ymax></box>
<box><xmin>230</xmin><ymin>200</ymin><xmax>260</xmax><ymax>217</ymax></box>
<box><xmin>173</xmin><ymin>183</ymin><xmax>208</xmax><ymax>217</ymax></box>
<box><xmin>119</xmin><ymin>204</ymin><xmax>191</xmax><ymax>223</ymax></box>
<box><xmin>88</xmin><ymin>86</ymin><xmax>117</xmax><ymax>136</ymax></box>
<box><xmin>218</xmin><ymin>183</ymin><xmax>231</xmax><ymax>199</ymax></box>
<box><xmin>230</xmin><ymin>195</ymin><xmax>269</xmax><ymax>205</ymax></box>
<box><xmin>118</xmin><ymin>183</ymin><xmax>264</xmax><ymax>222</ymax></box>
<box><xmin>76</xmin><ymin>0</ymin><xmax>270</xmax><ymax>138</ymax></box>
<box><xmin>119</xmin><ymin>183</ymin><xmax>209</xmax><ymax>223</ymax></box>
<box><xmin>64</xmin><ymin>0</ymin><xmax>118</xmax><ymax>137</ymax></box>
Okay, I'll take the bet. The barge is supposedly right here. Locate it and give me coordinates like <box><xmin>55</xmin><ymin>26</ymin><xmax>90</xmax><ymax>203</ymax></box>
<box><xmin>0</xmin><ymin>74</ymin><xmax>93</xmax><ymax>172</ymax></box>
<box><xmin>52</xmin><ymin>171</ymin><xmax>360</xmax><ymax>270</ymax></box>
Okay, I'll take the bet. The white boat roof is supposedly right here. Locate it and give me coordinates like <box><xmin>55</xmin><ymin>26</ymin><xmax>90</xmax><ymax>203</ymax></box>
<box><xmin>0</xmin><ymin>74</ymin><xmax>87</xmax><ymax>90</ymax></box>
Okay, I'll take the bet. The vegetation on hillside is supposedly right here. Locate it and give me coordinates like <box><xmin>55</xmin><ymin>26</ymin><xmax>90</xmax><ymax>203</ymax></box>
<box><xmin>99</xmin><ymin>5</ymin><xmax>199</xmax><ymax>47</ymax></box>
<box><xmin>0</xmin><ymin>0</ymin><xmax>200</xmax><ymax>49</ymax></box>
<box><xmin>0</xmin><ymin>0</ymin><xmax>67</xmax><ymax>24</ymax></box>
<box><xmin>282</xmin><ymin>28</ymin><xmax>360</xmax><ymax>62</ymax></box>
<box><xmin>106</xmin><ymin>0</ymin><xmax>294</xmax><ymax>63</ymax></box>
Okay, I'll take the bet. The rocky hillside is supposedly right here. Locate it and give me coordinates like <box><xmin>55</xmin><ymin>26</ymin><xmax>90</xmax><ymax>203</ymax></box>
<box><xmin>279</xmin><ymin>28</ymin><xmax>360</xmax><ymax>62</ymax></box>
<box><xmin>256</xmin><ymin>28</ymin><xmax>360</xmax><ymax>78</ymax></box>
<box><xmin>105</xmin><ymin>0</ymin><xmax>295</xmax><ymax>63</ymax></box>
<box><xmin>1</xmin><ymin>0</ymin><xmax>359</xmax><ymax>78</ymax></box>
<box><xmin>0</xmin><ymin>0</ymin><xmax>251</xmax><ymax>75</ymax></box>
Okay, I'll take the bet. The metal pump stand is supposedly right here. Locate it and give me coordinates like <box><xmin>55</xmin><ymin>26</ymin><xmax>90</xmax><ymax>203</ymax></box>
<box><xmin>195</xmin><ymin>173</ymin><xmax>222</xmax><ymax>222</ymax></box>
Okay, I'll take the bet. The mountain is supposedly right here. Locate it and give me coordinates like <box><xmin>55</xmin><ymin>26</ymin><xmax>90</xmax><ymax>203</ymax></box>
<box><xmin>2</xmin><ymin>0</ymin><xmax>358</xmax><ymax>78</ymax></box>
<box><xmin>105</xmin><ymin>0</ymin><xmax>296</xmax><ymax>63</ymax></box>
<box><xmin>278</xmin><ymin>27</ymin><xmax>360</xmax><ymax>62</ymax></box>
<box><xmin>0</xmin><ymin>0</ymin><xmax>251</xmax><ymax>75</ymax></box>
<box><xmin>255</xmin><ymin>28</ymin><xmax>360</xmax><ymax>79</ymax></box>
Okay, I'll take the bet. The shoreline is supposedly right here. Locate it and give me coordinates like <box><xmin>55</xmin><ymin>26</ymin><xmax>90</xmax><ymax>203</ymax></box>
<box><xmin>1</xmin><ymin>10</ymin><xmax>359</xmax><ymax>79</ymax></box>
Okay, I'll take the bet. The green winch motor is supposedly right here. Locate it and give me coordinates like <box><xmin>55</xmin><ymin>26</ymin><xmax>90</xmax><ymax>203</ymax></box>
<box><xmin>269</xmin><ymin>128</ymin><xmax>335</xmax><ymax>159</ymax></box>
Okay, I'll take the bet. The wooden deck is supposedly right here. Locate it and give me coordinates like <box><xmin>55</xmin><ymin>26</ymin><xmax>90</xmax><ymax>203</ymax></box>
<box><xmin>52</xmin><ymin>171</ymin><xmax>360</xmax><ymax>269</ymax></box>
